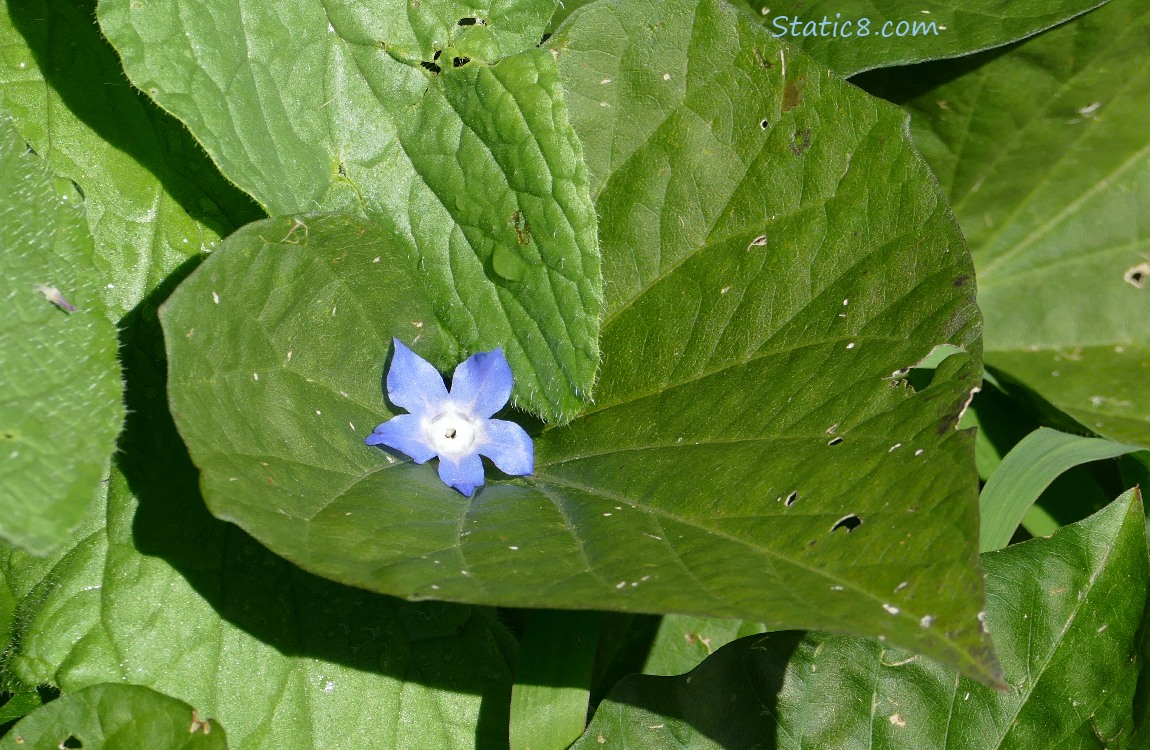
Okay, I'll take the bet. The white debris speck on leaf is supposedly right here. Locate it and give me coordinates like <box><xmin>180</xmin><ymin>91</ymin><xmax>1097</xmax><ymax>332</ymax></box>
<box><xmin>964</xmin><ymin>692</ymin><xmax>970</xmax><ymax>701</ymax></box>
<box><xmin>373</xmin><ymin>256</ymin><xmax>381</xmax><ymax>263</ymax></box>
<box><xmin>662</xmin><ymin>72</ymin><xmax>671</xmax><ymax>80</ymax></box>
<box><xmin>600</xmin><ymin>101</ymin><xmax>609</xmax><ymax>107</ymax></box>
<box><xmin>1098</xmin><ymin>623</ymin><xmax>1108</xmax><ymax>633</ymax></box>
<box><xmin>316</xmin><ymin>410</ymin><xmax>322</xmax><ymax>415</ymax></box>
<box><xmin>616</xmin><ymin>581</ymin><xmax>627</xmax><ymax>590</ymax></box>
<box><xmin>894</xmin><ymin>581</ymin><xmax>908</xmax><ymax>592</ymax></box>
<box><xmin>914</xmin><ymin>448</ymin><xmax>924</xmax><ymax>456</ymax></box>
<box><xmin>252</xmin><ymin>373</ymin><xmax>259</xmax><ymax>381</ymax></box>
<box><xmin>883</xmin><ymin>603</ymin><xmax>900</xmax><ymax>615</ymax></box>
<box><xmin>430</xmin><ymin>584</ymin><xmax>440</xmax><ymax>590</ymax></box>
<box><xmin>919</xmin><ymin>615</ymin><xmax>934</xmax><ymax>628</ymax></box>
<box><xmin>846</xmin><ymin>342</ymin><xmax>856</xmax><ymax>349</ymax></box>
<box><xmin>826</xmin><ymin>423</ymin><xmax>839</xmax><ymax>434</ymax></box>
<box><xmin>1077</xmin><ymin>101</ymin><xmax>1102</xmax><ymax>117</ymax></box>
<box><xmin>720</xmin><ymin>285</ymin><xmax>732</xmax><ymax>294</ymax></box>
<box><xmin>509</xmin><ymin>546</ymin><xmax>519</xmax><ymax>551</ymax></box>
<box><xmin>601</xmin><ymin>78</ymin><xmax>611</xmax><ymax>84</ymax></box>
<box><xmin>889</xmin><ymin>714</ymin><xmax>906</xmax><ymax>727</ymax></box>
<box><xmin>287</xmin><ymin>350</ymin><xmax>293</xmax><ymax>361</ymax></box>
<box><xmin>603</xmin><ymin>512</ymin><xmax>612</xmax><ymax>517</ymax></box>
<box><xmin>831</xmin><ymin>585</ymin><xmax>844</xmax><ymax>591</ymax></box>
<box><xmin>322</xmin><ymin>679</ymin><xmax>335</xmax><ymax>693</ymax></box>
<box><xmin>889</xmin><ymin>443</ymin><xmax>902</xmax><ymax>452</ymax></box>
<box><xmin>212</xmin><ymin>291</ymin><xmax>220</xmax><ymax>304</ymax></box>
<box><xmin>843</xmin><ymin>298</ymin><xmax>849</xmax><ymax>306</ymax></box>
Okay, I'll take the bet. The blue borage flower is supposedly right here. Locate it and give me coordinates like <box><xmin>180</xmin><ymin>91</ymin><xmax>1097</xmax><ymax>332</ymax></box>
<box><xmin>365</xmin><ymin>339</ymin><xmax>534</xmax><ymax>496</ymax></box>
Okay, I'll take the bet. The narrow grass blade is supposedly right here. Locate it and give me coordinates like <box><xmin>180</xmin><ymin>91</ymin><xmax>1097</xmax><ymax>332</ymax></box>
<box><xmin>979</xmin><ymin>428</ymin><xmax>1142</xmax><ymax>551</ymax></box>
<box><xmin>510</xmin><ymin>611</ymin><xmax>603</xmax><ymax>750</ymax></box>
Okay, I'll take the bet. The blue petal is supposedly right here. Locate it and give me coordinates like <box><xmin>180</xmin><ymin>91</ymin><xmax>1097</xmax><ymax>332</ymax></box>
<box><xmin>437</xmin><ymin>451</ymin><xmax>485</xmax><ymax>496</ymax></box>
<box><xmin>449</xmin><ymin>347</ymin><xmax>513</xmax><ymax>419</ymax></box>
<box><xmin>387</xmin><ymin>338</ymin><xmax>448</xmax><ymax>416</ymax></box>
<box><xmin>364</xmin><ymin>414</ymin><xmax>436</xmax><ymax>463</ymax></box>
<box><xmin>479</xmin><ymin>419</ymin><xmax>534</xmax><ymax>476</ymax></box>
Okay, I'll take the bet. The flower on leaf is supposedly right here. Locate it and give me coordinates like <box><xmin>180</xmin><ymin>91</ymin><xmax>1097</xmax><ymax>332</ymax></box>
<box><xmin>365</xmin><ymin>339</ymin><xmax>534</xmax><ymax>496</ymax></box>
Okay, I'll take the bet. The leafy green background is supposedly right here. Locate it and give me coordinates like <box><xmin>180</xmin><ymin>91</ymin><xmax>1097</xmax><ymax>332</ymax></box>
<box><xmin>862</xmin><ymin>0</ymin><xmax>1150</xmax><ymax>447</ymax></box>
<box><xmin>576</xmin><ymin>489</ymin><xmax>1149</xmax><ymax>748</ymax></box>
<box><xmin>0</xmin><ymin>0</ymin><xmax>263</xmax><ymax>320</ymax></box>
<box><xmin>160</xmin><ymin>0</ymin><xmax>999</xmax><ymax>683</ymax></box>
<box><xmin>0</xmin><ymin>683</ymin><xmax>227</xmax><ymax>750</ymax></box>
<box><xmin>0</xmin><ymin>2</ymin><xmax>521</xmax><ymax>746</ymax></box>
<box><xmin>98</xmin><ymin>0</ymin><xmax>601</xmax><ymax>423</ymax></box>
<box><xmin>0</xmin><ymin>114</ymin><xmax>122</xmax><ymax>555</ymax></box>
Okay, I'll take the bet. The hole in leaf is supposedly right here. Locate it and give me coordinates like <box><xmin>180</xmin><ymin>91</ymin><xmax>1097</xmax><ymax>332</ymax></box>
<box><xmin>1125</xmin><ymin>262</ymin><xmax>1150</xmax><ymax>289</ymax></box>
<box><xmin>457</xmin><ymin>16</ymin><xmax>486</xmax><ymax>26</ymax></box>
<box><xmin>759</xmin><ymin>118</ymin><xmax>769</xmax><ymax>130</ymax></box>
<box><xmin>892</xmin><ymin>343</ymin><xmax>966</xmax><ymax>392</ymax></box>
<box><xmin>420</xmin><ymin>60</ymin><xmax>442</xmax><ymax>74</ymax></box>
<box><xmin>452</xmin><ymin>56</ymin><xmax>470</xmax><ymax>68</ymax></box>
<box><xmin>61</xmin><ymin>737</ymin><xmax>83</xmax><ymax>749</ymax></box>
<box><xmin>831</xmin><ymin>515</ymin><xmax>862</xmax><ymax>533</ymax></box>
<box><xmin>784</xmin><ymin>491</ymin><xmax>798</xmax><ymax>507</ymax></box>
<box><xmin>827</xmin><ymin>436</ymin><xmax>843</xmax><ymax>446</ymax></box>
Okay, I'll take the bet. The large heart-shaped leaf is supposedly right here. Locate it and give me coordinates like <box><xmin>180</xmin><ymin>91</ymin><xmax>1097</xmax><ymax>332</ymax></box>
<box><xmin>867</xmin><ymin>0</ymin><xmax>1150</xmax><ymax>447</ymax></box>
<box><xmin>0</xmin><ymin>684</ymin><xmax>227</xmax><ymax>750</ymax></box>
<box><xmin>162</xmin><ymin>0</ymin><xmax>999</xmax><ymax>682</ymax></box>
<box><xmin>0</xmin><ymin>305</ymin><xmax>515</xmax><ymax>750</ymax></box>
<box><xmin>97</xmin><ymin>0</ymin><xmax>600</xmax><ymax>423</ymax></box>
<box><xmin>575</xmin><ymin>488</ymin><xmax>1148</xmax><ymax>749</ymax></box>
<box><xmin>0</xmin><ymin>0</ymin><xmax>261</xmax><ymax>321</ymax></box>
<box><xmin>728</xmin><ymin>0</ymin><xmax>1109</xmax><ymax>76</ymax></box>
<box><xmin>0</xmin><ymin>114</ymin><xmax>122</xmax><ymax>554</ymax></box>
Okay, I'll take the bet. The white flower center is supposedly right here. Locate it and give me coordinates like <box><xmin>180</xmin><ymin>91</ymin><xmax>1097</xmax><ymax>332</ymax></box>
<box><xmin>425</xmin><ymin>410</ymin><xmax>481</xmax><ymax>458</ymax></box>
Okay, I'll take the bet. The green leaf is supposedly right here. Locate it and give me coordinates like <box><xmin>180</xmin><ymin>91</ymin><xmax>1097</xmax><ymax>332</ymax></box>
<box><xmin>97</xmin><ymin>0</ymin><xmax>600</xmax><ymax>423</ymax></box>
<box><xmin>0</xmin><ymin>691</ymin><xmax>44</xmax><ymax>727</ymax></box>
<box><xmin>0</xmin><ymin>0</ymin><xmax>262</xmax><ymax>321</ymax></box>
<box><xmin>0</xmin><ymin>684</ymin><xmax>227</xmax><ymax>750</ymax></box>
<box><xmin>979</xmin><ymin>427</ymin><xmax>1143</xmax><ymax>551</ymax></box>
<box><xmin>0</xmin><ymin>299</ymin><xmax>515</xmax><ymax>750</ymax></box>
<box><xmin>729</xmin><ymin>0</ymin><xmax>1109</xmax><ymax>77</ymax></box>
<box><xmin>509</xmin><ymin>611</ymin><xmax>602</xmax><ymax>750</ymax></box>
<box><xmin>879</xmin><ymin>0</ymin><xmax>1150</xmax><ymax>447</ymax></box>
<box><xmin>162</xmin><ymin>0</ymin><xmax>999</xmax><ymax>684</ymax></box>
<box><xmin>575</xmin><ymin>488</ymin><xmax>1149</xmax><ymax>749</ymax></box>
<box><xmin>641</xmin><ymin>614</ymin><xmax>764</xmax><ymax>677</ymax></box>
<box><xmin>0</xmin><ymin>114</ymin><xmax>122</xmax><ymax>555</ymax></box>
